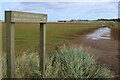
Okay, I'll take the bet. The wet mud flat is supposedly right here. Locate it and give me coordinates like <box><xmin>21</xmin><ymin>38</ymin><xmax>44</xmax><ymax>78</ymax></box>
<box><xmin>80</xmin><ymin>38</ymin><xmax>118</xmax><ymax>76</ymax></box>
<box><xmin>70</xmin><ymin>27</ymin><xmax>119</xmax><ymax>77</ymax></box>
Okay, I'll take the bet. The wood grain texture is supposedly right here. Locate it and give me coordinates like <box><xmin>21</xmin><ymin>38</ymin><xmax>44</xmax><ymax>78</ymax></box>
<box><xmin>39</xmin><ymin>23</ymin><xmax>46</xmax><ymax>76</ymax></box>
<box><xmin>5</xmin><ymin>11</ymin><xmax>47</xmax><ymax>23</ymax></box>
<box><xmin>0</xmin><ymin>21</ymin><xmax>2</xmax><ymax>79</ymax></box>
<box><xmin>6</xmin><ymin>11</ymin><xmax>15</xmax><ymax>78</ymax></box>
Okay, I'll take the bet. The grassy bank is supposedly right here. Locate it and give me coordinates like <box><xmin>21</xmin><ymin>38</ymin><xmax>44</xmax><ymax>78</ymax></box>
<box><xmin>2</xmin><ymin>22</ymin><xmax>99</xmax><ymax>54</ymax></box>
<box><xmin>2</xmin><ymin>46</ymin><xmax>113</xmax><ymax>78</ymax></box>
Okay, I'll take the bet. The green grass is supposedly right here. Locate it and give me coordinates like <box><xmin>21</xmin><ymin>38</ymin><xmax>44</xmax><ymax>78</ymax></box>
<box><xmin>2</xmin><ymin>22</ymin><xmax>99</xmax><ymax>54</ymax></box>
<box><xmin>2</xmin><ymin>46</ymin><xmax>113</xmax><ymax>78</ymax></box>
<box><xmin>45</xmin><ymin>46</ymin><xmax>113</xmax><ymax>78</ymax></box>
<box><xmin>2</xmin><ymin>22</ymin><xmax>114</xmax><ymax>78</ymax></box>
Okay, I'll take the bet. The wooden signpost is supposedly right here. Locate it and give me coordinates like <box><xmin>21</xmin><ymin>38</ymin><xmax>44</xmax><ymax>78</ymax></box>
<box><xmin>5</xmin><ymin>11</ymin><xmax>47</xmax><ymax>78</ymax></box>
<box><xmin>0</xmin><ymin>20</ymin><xmax>2</xmax><ymax>80</ymax></box>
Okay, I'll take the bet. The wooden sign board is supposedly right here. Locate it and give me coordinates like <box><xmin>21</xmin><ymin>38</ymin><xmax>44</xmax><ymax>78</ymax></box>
<box><xmin>5</xmin><ymin>11</ymin><xmax>47</xmax><ymax>23</ymax></box>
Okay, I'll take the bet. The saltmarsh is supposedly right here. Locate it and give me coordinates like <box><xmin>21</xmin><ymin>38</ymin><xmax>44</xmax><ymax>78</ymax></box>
<box><xmin>2</xmin><ymin>22</ymin><xmax>114</xmax><ymax>78</ymax></box>
<box><xmin>2</xmin><ymin>22</ymin><xmax>99</xmax><ymax>54</ymax></box>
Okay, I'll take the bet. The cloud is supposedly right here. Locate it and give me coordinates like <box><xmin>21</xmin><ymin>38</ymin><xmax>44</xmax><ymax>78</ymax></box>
<box><xmin>8</xmin><ymin>2</ymin><xmax>107</xmax><ymax>11</ymax></box>
<box><xmin>87</xmin><ymin>2</ymin><xmax>118</xmax><ymax>13</ymax></box>
<box><xmin>0</xmin><ymin>3</ymin><xmax>2</xmax><ymax>19</ymax></box>
<box><xmin>1</xmin><ymin>0</ymin><xmax>120</xmax><ymax>2</ymax></box>
<box><xmin>14</xmin><ymin>2</ymin><xmax>85</xmax><ymax>11</ymax></box>
<box><xmin>1</xmin><ymin>2</ymin><xmax>118</xmax><ymax>21</ymax></box>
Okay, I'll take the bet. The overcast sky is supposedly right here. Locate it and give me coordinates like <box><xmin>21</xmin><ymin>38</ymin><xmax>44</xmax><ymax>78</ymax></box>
<box><xmin>0</xmin><ymin>1</ymin><xmax>119</xmax><ymax>21</ymax></box>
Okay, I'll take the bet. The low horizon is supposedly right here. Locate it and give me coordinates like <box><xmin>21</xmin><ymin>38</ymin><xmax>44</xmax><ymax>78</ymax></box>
<box><xmin>0</xmin><ymin>18</ymin><xmax>118</xmax><ymax>22</ymax></box>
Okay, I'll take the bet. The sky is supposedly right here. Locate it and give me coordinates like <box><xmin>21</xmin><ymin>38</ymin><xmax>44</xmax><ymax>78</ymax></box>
<box><xmin>0</xmin><ymin>1</ymin><xmax>119</xmax><ymax>21</ymax></box>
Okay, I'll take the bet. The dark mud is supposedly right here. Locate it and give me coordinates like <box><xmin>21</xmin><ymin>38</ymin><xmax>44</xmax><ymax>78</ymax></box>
<box><xmin>70</xmin><ymin>27</ymin><xmax>119</xmax><ymax>77</ymax></box>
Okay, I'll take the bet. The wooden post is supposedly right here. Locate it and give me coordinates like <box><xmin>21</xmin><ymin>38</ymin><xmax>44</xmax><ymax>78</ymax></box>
<box><xmin>0</xmin><ymin>21</ymin><xmax>2</xmax><ymax>79</ymax></box>
<box><xmin>6</xmin><ymin>11</ymin><xmax>15</xmax><ymax>78</ymax></box>
<box><xmin>39</xmin><ymin>23</ymin><xmax>46</xmax><ymax>76</ymax></box>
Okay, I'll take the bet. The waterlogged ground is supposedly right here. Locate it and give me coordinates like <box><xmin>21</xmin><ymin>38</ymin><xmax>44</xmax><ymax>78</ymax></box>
<box><xmin>71</xmin><ymin>27</ymin><xmax>119</xmax><ymax>77</ymax></box>
<box><xmin>86</xmin><ymin>27</ymin><xmax>111</xmax><ymax>40</ymax></box>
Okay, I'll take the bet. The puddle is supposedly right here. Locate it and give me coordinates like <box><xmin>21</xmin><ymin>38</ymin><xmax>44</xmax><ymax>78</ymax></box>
<box><xmin>86</xmin><ymin>27</ymin><xmax>111</xmax><ymax>40</ymax></box>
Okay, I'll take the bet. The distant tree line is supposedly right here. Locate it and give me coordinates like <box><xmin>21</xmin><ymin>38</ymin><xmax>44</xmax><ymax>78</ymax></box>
<box><xmin>58</xmin><ymin>19</ymin><xmax>88</xmax><ymax>22</ymax></box>
<box><xmin>58</xmin><ymin>18</ymin><xmax>120</xmax><ymax>22</ymax></box>
<box><xmin>97</xmin><ymin>18</ymin><xmax>120</xmax><ymax>22</ymax></box>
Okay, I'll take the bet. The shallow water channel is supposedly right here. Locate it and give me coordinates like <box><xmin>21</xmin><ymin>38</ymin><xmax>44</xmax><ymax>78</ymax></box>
<box><xmin>83</xmin><ymin>27</ymin><xmax>119</xmax><ymax>76</ymax></box>
<box><xmin>86</xmin><ymin>27</ymin><xmax>119</xmax><ymax>41</ymax></box>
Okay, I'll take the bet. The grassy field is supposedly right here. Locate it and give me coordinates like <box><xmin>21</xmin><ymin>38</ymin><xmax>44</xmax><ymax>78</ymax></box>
<box><xmin>2</xmin><ymin>22</ymin><xmax>115</xmax><ymax>78</ymax></box>
<box><xmin>2</xmin><ymin>22</ymin><xmax>99</xmax><ymax>54</ymax></box>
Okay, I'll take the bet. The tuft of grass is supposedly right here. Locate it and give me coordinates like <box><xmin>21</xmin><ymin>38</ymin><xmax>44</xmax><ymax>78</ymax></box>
<box><xmin>2</xmin><ymin>50</ymin><xmax>40</xmax><ymax>78</ymax></box>
<box><xmin>44</xmin><ymin>46</ymin><xmax>113</xmax><ymax>78</ymax></box>
<box><xmin>2</xmin><ymin>46</ymin><xmax>113</xmax><ymax>78</ymax></box>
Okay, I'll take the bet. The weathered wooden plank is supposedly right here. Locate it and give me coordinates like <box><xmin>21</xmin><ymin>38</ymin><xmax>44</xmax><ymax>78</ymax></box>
<box><xmin>39</xmin><ymin>23</ymin><xmax>46</xmax><ymax>76</ymax></box>
<box><xmin>0</xmin><ymin>21</ymin><xmax>2</xmax><ymax>79</ymax></box>
<box><xmin>5</xmin><ymin>11</ymin><xmax>47</xmax><ymax>23</ymax></box>
<box><xmin>6</xmin><ymin>11</ymin><xmax>15</xmax><ymax>78</ymax></box>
